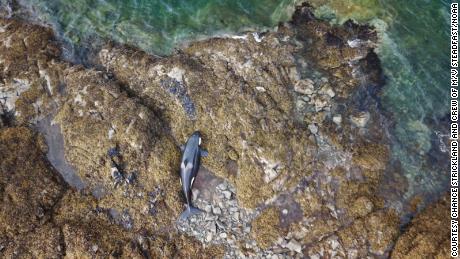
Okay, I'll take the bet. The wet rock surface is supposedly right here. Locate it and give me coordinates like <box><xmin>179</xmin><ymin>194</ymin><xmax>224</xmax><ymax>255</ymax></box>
<box><xmin>391</xmin><ymin>193</ymin><xmax>450</xmax><ymax>259</ymax></box>
<box><xmin>0</xmin><ymin>3</ymin><xmax>448</xmax><ymax>258</ymax></box>
<box><xmin>0</xmin><ymin>126</ymin><xmax>66</xmax><ymax>258</ymax></box>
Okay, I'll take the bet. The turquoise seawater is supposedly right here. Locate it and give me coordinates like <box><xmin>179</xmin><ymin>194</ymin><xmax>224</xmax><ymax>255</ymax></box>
<box><xmin>376</xmin><ymin>0</ymin><xmax>450</xmax><ymax>198</ymax></box>
<box><xmin>19</xmin><ymin>0</ymin><xmax>297</xmax><ymax>55</ymax></box>
<box><xmin>317</xmin><ymin>0</ymin><xmax>450</xmax><ymax>199</ymax></box>
<box><xmin>8</xmin><ymin>1</ymin><xmax>450</xmax><ymax>199</ymax></box>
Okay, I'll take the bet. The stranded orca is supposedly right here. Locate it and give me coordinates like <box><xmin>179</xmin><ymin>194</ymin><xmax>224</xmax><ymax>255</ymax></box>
<box><xmin>178</xmin><ymin>131</ymin><xmax>208</xmax><ymax>220</ymax></box>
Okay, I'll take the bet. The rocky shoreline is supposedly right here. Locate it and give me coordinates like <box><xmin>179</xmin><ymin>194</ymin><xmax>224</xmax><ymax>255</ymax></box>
<box><xmin>0</xmin><ymin>3</ymin><xmax>449</xmax><ymax>258</ymax></box>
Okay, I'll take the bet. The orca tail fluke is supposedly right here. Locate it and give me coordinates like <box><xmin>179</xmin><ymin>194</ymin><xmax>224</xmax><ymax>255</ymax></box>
<box><xmin>178</xmin><ymin>206</ymin><xmax>203</xmax><ymax>221</ymax></box>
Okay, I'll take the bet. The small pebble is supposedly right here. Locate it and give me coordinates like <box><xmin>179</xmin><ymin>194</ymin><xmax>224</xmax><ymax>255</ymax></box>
<box><xmin>325</xmin><ymin>88</ymin><xmax>335</xmax><ymax>98</ymax></box>
<box><xmin>192</xmin><ymin>189</ymin><xmax>199</xmax><ymax>200</ymax></box>
<box><xmin>213</xmin><ymin>206</ymin><xmax>222</xmax><ymax>215</ymax></box>
<box><xmin>222</xmin><ymin>190</ymin><xmax>232</xmax><ymax>199</ymax></box>
<box><xmin>206</xmin><ymin>232</ymin><xmax>213</xmax><ymax>242</ymax></box>
<box><xmin>92</xmin><ymin>245</ymin><xmax>98</xmax><ymax>252</ymax></box>
<box><xmin>210</xmin><ymin>223</ymin><xmax>217</xmax><ymax>233</ymax></box>
<box><xmin>333</xmin><ymin>114</ymin><xmax>342</xmax><ymax>125</ymax></box>
<box><xmin>308</xmin><ymin>124</ymin><xmax>318</xmax><ymax>134</ymax></box>
<box><xmin>286</xmin><ymin>239</ymin><xmax>302</xmax><ymax>253</ymax></box>
<box><xmin>256</xmin><ymin>86</ymin><xmax>266</xmax><ymax>92</ymax></box>
<box><xmin>217</xmin><ymin>183</ymin><xmax>226</xmax><ymax>190</ymax></box>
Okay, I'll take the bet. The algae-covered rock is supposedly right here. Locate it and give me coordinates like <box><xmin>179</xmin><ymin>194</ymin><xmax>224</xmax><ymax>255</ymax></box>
<box><xmin>250</xmin><ymin>207</ymin><xmax>285</xmax><ymax>249</ymax></box>
<box><xmin>337</xmin><ymin>210</ymin><xmax>400</xmax><ymax>257</ymax></box>
<box><xmin>392</xmin><ymin>193</ymin><xmax>450</xmax><ymax>259</ymax></box>
<box><xmin>0</xmin><ymin>17</ymin><xmax>60</xmax><ymax>119</ymax></box>
<box><xmin>304</xmin><ymin>209</ymin><xmax>400</xmax><ymax>258</ymax></box>
<box><xmin>96</xmin><ymin>4</ymin><xmax>380</xmax><ymax>212</ymax></box>
<box><xmin>0</xmin><ymin>126</ymin><xmax>65</xmax><ymax>258</ymax></box>
<box><xmin>0</xmin><ymin>3</ymin><xmax>448</xmax><ymax>258</ymax></box>
<box><xmin>0</xmin><ymin>127</ymin><xmax>66</xmax><ymax>236</ymax></box>
<box><xmin>0</xmin><ymin>126</ymin><xmax>223</xmax><ymax>258</ymax></box>
<box><xmin>98</xmin><ymin>36</ymin><xmax>316</xmax><ymax>209</ymax></box>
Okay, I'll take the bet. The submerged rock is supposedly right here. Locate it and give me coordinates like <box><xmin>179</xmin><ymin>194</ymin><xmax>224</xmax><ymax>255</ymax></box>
<box><xmin>350</xmin><ymin>111</ymin><xmax>371</xmax><ymax>128</ymax></box>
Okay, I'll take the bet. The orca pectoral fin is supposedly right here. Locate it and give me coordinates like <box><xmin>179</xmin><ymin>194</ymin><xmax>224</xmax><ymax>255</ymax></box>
<box><xmin>200</xmin><ymin>148</ymin><xmax>208</xmax><ymax>157</ymax></box>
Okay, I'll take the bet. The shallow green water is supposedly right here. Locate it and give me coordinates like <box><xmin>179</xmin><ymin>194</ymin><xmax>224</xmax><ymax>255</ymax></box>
<box><xmin>10</xmin><ymin>0</ymin><xmax>450</xmax><ymax>199</ymax></box>
<box><xmin>313</xmin><ymin>0</ymin><xmax>450</xmax><ymax>198</ymax></box>
<box><xmin>21</xmin><ymin>0</ymin><xmax>297</xmax><ymax>55</ymax></box>
<box><xmin>377</xmin><ymin>0</ymin><xmax>449</xmax><ymax>197</ymax></box>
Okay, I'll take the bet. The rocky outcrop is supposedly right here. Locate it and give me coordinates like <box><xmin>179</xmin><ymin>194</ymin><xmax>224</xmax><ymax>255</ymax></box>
<box><xmin>250</xmin><ymin>207</ymin><xmax>285</xmax><ymax>249</ymax></box>
<box><xmin>96</xmin><ymin>3</ymin><xmax>382</xmax><ymax>210</ymax></box>
<box><xmin>0</xmin><ymin>18</ymin><xmax>224</xmax><ymax>258</ymax></box>
<box><xmin>95</xmin><ymin>5</ymin><xmax>398</xmax><ymax>257</ymax></box>
<box><xmin>0</xmin><ymin>3</ymin><xmax>447</xmax><ymax>258</ymax></box>
<box><xmin>391</xmin><ymin>193</ymin><xmax>450</xmax><ymax>259</ymax></box>
<box><xmin>0</xmin><ymin>126</ymin><xmax>223</xmax><ymax>259</ymax></box>
<box><xmin>0</xmin><ymin>126</ymin><xmax>66</xmax><ymax>258</ymax></box>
